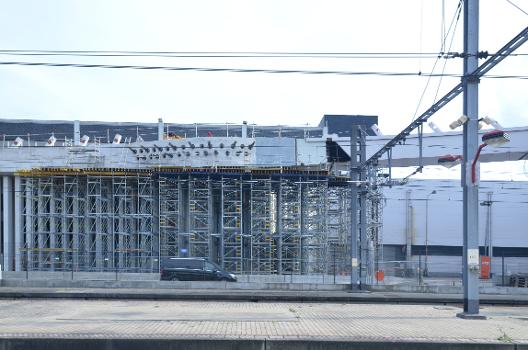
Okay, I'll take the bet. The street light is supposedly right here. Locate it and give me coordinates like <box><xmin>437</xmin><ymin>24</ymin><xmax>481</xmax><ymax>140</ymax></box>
<box><xmin>424</xmin><ymin>190</ymin><xmax>437</xmax><ymax>277</ymax></box>
<box><xmin>437</xmin><ymin>130</ymin><xmax>510</xmax><ymax>179</ymax></box>
<box><xmin>472</xmin><ymin>130</ymin><xmax>510</xmax><ymax>183</ymax></box>
<box><xmin>437</xmin><ymin>155</ymin><xmax>463</xmax><ymax>169</ymax></box>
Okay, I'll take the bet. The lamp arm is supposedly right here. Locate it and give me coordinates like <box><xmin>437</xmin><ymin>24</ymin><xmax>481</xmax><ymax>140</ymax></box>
<box><xmin>472</xmin><ymin>143</ymin><xmax>487</xmax><ymax>183</ymax></box>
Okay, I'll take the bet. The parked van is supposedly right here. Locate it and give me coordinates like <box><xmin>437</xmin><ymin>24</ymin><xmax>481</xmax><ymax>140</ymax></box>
<box><xmin>160</xmin><ymin>258</ymin><xmax>237</xmax><ymax>282</ymax></box>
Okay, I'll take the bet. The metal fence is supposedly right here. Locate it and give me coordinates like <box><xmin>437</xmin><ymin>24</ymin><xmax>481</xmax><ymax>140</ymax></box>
<box><xmin>2</xmin><ymin>252</ymin><xmax>528</xmax><ymax>288</ymax></box>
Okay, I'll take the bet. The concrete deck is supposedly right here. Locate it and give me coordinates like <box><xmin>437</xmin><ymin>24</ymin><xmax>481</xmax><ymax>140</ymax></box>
<box><xmin>0</xmin><ymin>298</ymin><xmax>528</xmax><ymax>349</ymax></box>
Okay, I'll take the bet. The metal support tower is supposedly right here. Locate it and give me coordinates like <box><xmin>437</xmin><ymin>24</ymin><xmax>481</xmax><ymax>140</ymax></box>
<box><xmin>350</xmin><ymin>125</ymin><xmax>360</xmax><ymax>288</ymax></box>
<box><xmin>459</xmin><ymin>0</ymin><xmax>481</xmax><ymax>318</ymax></box>
<box><xmin>358</xmin><ymin>130</ymin><xmax>368</xmax><ymax>286</ymax></box>
<box><xmin>250</xmin><ymin>178</ymin><xmax>273</xmax><ymax>274</ymax></box>
<box><xmin>158</xmin><ymin>176</ymin><xmax>180</xmax><ymax>259</ymax></box>
<box><xmin>136</xmin><ymin>174</ymin><xmax>154</xmax><ymax>270</ymax></box>
<box><xmin>326</xmin><ymin>186</ymin><xmax>350</xmax><ymax>276</ymax></box>
<box><xmin>301</xmin><ymin>180</ymin><xmax>328</xmax><ymax>274</ymax></box>
<box><xmin>278</xmin><ymin>178</ymin><xmax>302</xmax><ymax>274</ymax></box>
<box><xmin>222</xmin><ymin>177</ymin><xmax>243</xmax><ymax>273</ymax></box>
<box><xmin>20</xmin><ymin>173</ymin><xmax>155</xmax><ymax>273</ymax></box>
<box><xmin>366</xmin><ymin>171</ymin><xmax>384</xmax><ymax>281</ymax></box>
<box><xmin>189</xmin><ymin>177</ymin><xmax>210</xmax><ymax>258</ymax></box>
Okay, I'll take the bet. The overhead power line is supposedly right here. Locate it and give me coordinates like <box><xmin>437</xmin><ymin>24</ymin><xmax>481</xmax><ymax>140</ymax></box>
<box><xmin>0</xmin><ymin>49</ymin><xmax>526</xmax><ymax>59</ymax></box>
<box><xmin>506</xmin><ymin>0</ymin><xmax>528</xmax><ymax>16</ymax></box>
<box><xmin>0</xmin><ymin>60</ymin><xmax>527</xmax><ymax>79</ymax></box>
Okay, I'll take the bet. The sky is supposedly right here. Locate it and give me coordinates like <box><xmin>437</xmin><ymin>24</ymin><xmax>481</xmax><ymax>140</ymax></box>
<box><xmin>0</xmin><ymin>1</ymin><xmax>527</xmax><ymax>180</ymax></box>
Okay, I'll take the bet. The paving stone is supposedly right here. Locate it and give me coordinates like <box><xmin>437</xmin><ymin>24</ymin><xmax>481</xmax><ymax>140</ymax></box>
<box><xmin>0</xmin><ymin>299</ymin><xmax>527</xmax><ymax>344</ymax></box>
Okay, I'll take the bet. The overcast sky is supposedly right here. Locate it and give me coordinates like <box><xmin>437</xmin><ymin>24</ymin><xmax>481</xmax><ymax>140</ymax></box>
<box><xmin>0</xmin><ymin>0</ymin><xmax>527</xmax><ymax>135</ymax></box>
<box><xmin>0</xmin><ymin>1</ymin><xmax>527</xmax><ymax>181</ymax></box>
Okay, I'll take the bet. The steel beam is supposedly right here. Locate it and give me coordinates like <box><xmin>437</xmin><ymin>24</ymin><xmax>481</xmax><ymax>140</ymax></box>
<box><xmin>365</xmin><ymin>25</ymin><xmax>528</xmax><ymax>167</ymax></box>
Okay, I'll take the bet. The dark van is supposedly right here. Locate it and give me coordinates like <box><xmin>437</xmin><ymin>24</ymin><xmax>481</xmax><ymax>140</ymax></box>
<box><xmin>160</xmin><ymin>258</ymin><xmax>237</xmax><ymax>282</ymax></box>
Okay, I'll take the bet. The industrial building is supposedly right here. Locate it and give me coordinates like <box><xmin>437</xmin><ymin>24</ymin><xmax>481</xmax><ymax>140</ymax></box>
<box><xmin>0</xmin><ymin>116</ymin><xmax>378</xmax><ymax>276</ymax></box>
<box><xmin>0</xmin><ymin>116</ymin><xmax>526</xmax><ymax>281</ymax></box>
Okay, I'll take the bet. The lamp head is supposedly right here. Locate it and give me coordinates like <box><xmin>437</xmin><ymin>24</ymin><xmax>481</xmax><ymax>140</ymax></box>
<box><xmin>449</xmin><ymin>115</ymin><xmax>468</xmax><ymax>130</ymax></box>
<box><xmin>437</xmin><ymin>154</ymin><xmax>462</xmax><ymax>169</ymax></box>
<box><xmin>481</xmin><ymin>130</ymin><xmax>510</xmax><ymax>147</ymax></box>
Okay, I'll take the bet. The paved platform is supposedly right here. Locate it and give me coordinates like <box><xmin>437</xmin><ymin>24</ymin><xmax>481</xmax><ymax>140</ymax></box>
<box><xmin>1</xmin><ymin>286</ymin><xmax>528</xmax><ymax>305</ymax></box>
<box><xmin>0</xmin><ymin>298</ymin><xmax>527</xmax><ymax>349</ymax></box>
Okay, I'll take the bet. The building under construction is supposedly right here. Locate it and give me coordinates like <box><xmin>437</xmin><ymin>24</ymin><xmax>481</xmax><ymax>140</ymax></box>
<box><xmin>0</xmin><ymin>115</ymin><xmax>380</xmax><ymax>275</ymax></box>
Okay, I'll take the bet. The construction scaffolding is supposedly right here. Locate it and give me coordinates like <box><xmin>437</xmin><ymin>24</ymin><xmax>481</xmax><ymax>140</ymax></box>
<box><xmin>249</xmin><ymin>178</ymin><xmax>273</xmax><ymax>273</ymax></box>
<box><xmin>326</xmin><ymin>185</ymin><xmax>351</xmax><ymax>275</ymax></box>
<box><xmin>17</xmin><ymin>169</ymin><xmax>351</xmax><ymax>276</ymax></box>
<box><xmin>366</xmin><ymin>172</ymin><xmax>385</xmax><ymax>281</ymax></box>
<box><xmin>20</xmin><ymin>173</ymin><xmax>155</xmax><ymax>273</ymax></box>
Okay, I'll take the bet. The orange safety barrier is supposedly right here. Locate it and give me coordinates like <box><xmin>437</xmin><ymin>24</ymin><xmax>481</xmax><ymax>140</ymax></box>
<box><xmin>375</xmin><ymin>270</ymin><xmax>385</xmax><ymax>282</ymax></box>
<box><xmin>480</xmin><ymin>256</ymin><xmax>491</xmax><ymax>279</ymax></box>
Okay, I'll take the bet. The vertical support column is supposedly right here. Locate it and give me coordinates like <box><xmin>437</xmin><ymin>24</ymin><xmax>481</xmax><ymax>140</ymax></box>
<box><xmin>158</xmin><ymin>118</ymin><xmax>164</xmax><ymax>141</ymax></box>
<box><xmin>24</xmin><ymin>178</ymin><xmax>34</xmax><ymax>270</ymax></box>
<box><xmin>49</xmin><ymin>179</ymin><xmax>57</xmax><ymax>271</ymax></box>
<box><xmin>61</xmin><ymin>177</ymin><xmax>68</xmax><ymax>273</ymax></box>
<box><xmin>349</xmin><ymin>126</ymin><xmax>360</xmax><ymax>289</ymax></box>
<box><xmin>130</xmin><ymin>178</ymin><xmax>138</xmax><ymax>270</ymax></box>
<box><xmin>242</xmin><ymin>179</ymin><xmax>252</xmax><ymax>273</ymax></box>
<box><xmin>405</xmin><ymin>190</ymin><xmax>413</xmax><ymax>264</ymax></box>
<box><xmin>241</xmin><ymin>121</ymin><xmax>248</xmax><ymax>138</ymax></box>
<box><xmin>118</xmin><ymin>179</ymin><xmax>125</xmax><ymax>270</ymax></box>
<box><xmin>208</xmin><ymin>178</ymin><xmax>215</xmax><ymax>262</ymax></box>
<box><xmin>14</xmin><ymin>176</ymin><xmax>23</xmax><ymax>271</ymax></box>
<box><xmin>359</xmin><ymin>127</ymin><xmax>368</xmax><ymax>286</ymax></box>
<box><xmin>72</xmin><ymin>178</ymin><xmax>79</xmax><ymax>271</ymax></box>
<box><xmin>37</xmin><ymin>179</ymin><xmax>45</xmax><ymax>270</ymax></box>
<box><xmin>217</xmin><ymin>178</ymin><xmax>224</xmax><ymax>266</ymax></box>
<box><xmin>276</xmin><ymin>180</ymin><xmax>283</xmax><ymax>275</ymax></box>
<box><xmin>459</xmin><ymin>0</ymin><xmax>481</xmax><ymax>318</ymax></box>
<box><xmin>2</xmin><ymin>176</ymin><xmax>14</xmax><ymax>271</ymax></box>
<box><xmin>74</xmin><ymin>120</ymin><xmax>80</xmax><ymax>146</ymax></box>
<box><xmin>95</xmin><ymin>178</ymin><xmax>103</xmax><ymax>271</ymax></box>
<box><xmin>180</xmin><ymin>176</ymin><xmax>190</xmax><ymax>258</ymax></box>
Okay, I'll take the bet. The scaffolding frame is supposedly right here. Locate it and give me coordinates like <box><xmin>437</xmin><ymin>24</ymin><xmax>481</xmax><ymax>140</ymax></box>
<box><xmin>250</xmin><ymin>178</ymin><xmax>273</xmax><ymax>274</ymax></box>
<box><xmin>19</xmin><ymin>170</ymin><xmax>350</xmax><ymax>276</ymax></box>
<box><xmin>20</xmin><ymin>173</ymin><xmax>155</xmax><ymax>273</ymax></box>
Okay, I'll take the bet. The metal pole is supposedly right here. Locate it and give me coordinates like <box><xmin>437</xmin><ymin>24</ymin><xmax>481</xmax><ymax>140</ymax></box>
<box><xmin>502</xmin><ymin>254</ymin><xmax>505</xmax><ymax>286</ymax></box>
<box><xmin>425</xmin><ymin>190</ymin><xmax>436</xmax><ymax>277</ymax></box>
<box><xmin>425</xmin><ymin>197</ymin><xmax>429</xmax><ymax>276</ymax></box>
<box><xmin>350</xmin><ymin>126</ymin><xmax>360</xmax><ymax>289</ymax></box>
<box><xmin>359</xmin><ymin>128</ymin><xmax>368</xmax><ymax>286</ymax></box>
<box><xmin>488</xmin><ymin>192</ymin><xmax>493</xmax><ymax>271</ymax></box>
<box><xmin>458</xmin><ymin>0</ymin><xmax>482</xmax><ymax>318</ymax></box>
<box><xmin>333</xmin><ymin>245</ymin><xmax>336</xmax><ymax>285</ymax></box>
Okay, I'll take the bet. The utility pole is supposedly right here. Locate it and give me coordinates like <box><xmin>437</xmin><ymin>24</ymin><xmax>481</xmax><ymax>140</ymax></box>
<box><xmin>359</xmin><ymin>128</ymin><xmax>367</xmax><ymax>286</ymax></box>
<box><xmin>350</xmin><ymin>125</ymin><xmax>360</xmax><ymax>289</ymax></box>
<box><xmin>458</xmin><ymin>0</ymin><xmax>483</xmax><ymax>319</ymax></box>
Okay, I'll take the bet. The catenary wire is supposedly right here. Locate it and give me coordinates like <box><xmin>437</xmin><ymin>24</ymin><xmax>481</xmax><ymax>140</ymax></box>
<box><xmin>0</xmin><ymin>60</ymin><xmax>527</xmax><ymax>79</ymax></box>
<box><xmin>506</xmin><ymin>0</ymin><xmax>528</xmax><ymax>16</ymax></box>
<box><xmin>411</xmin><ymin>0</ymin><xmax>463</xmax><ymax>122</ymax></box>
<box><xmin>0</xmin><ymin>49</ymin><xmax>526</xmax><ymax>58</ymax></box>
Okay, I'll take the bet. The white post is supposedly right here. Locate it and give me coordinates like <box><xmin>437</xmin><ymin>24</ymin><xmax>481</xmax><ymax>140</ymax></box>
<box><xmin>2</xmin><ymin>176</ymin><xmax>14</xmax><ymax>271</ymax></box>
<box><xmin>158</xmin><ymin>118</ymin><xmax>164</xmax><ymax>141</ymax></box>
<box><xmin>14</xmin><ymin>176</ymin><xmax>22</xmax><ymax>271</ymax></box>
<box><xmin>242</xmin><ymin>121</ymin><xmax>248</xmax><ymax>138</ymax></box>
<box><xmin>74</xmin><ymin>120</ymin><xmax>81</xmax><ymax>146</ymax></box>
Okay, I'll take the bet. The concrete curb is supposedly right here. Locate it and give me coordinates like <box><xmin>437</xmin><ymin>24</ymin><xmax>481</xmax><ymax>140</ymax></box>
<box><xmin>0</xmin><ymin>338</ymin><xmax>526</xmax><ymax>350</ymax></box>
<box><xmin>1</xmin><ymin>287</ymin><xmax>528</xmax><ymax>305</ymax></box>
